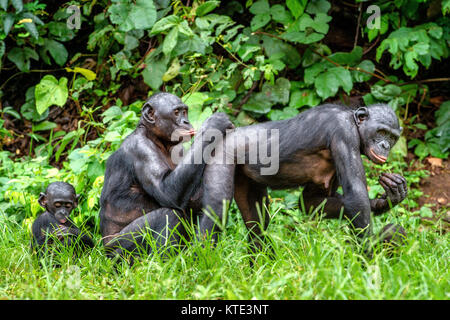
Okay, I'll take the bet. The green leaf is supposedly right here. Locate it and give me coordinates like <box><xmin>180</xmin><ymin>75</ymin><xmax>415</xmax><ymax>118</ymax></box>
<box><xmin>249</xmin><ymin>0</ymin><xmax>270</xmax><ymax>15</ymax></box>
<box><xmin>371</xmin><ymin>84</ymin><xmax>402</xmax><ymax>101</ymax></box>
<box><xmin>43</xmin><ymin>39</ymin><xmax>68</xmax><ymax>66</ymax></box>
<box><xmin>10</xmin><ymin>0</ymin><xmax>23</xmax><ymax>12</ymax></box>
<box><xmin>22</xmin><ymin>19</ymin><xmax>39</xmax><ymax>40</ymax></box>
<box><xmin>0</xmin><ymin>0</ymin><xmax>8</xmax><ymax>10</ymax></box>
<box><xmin>262</xmin><ymin>77</ymin><xmax>291</xmax><ymax>105</ymax></box>
<box><xmin>65</xmin><ymin>67</ymin><xmax>97</xmax><ymax>81</ymax></box>
<box><xmin>163</xmin><ymin>27</ymin><xmax>178</xmax><ymax>56</ymax></box>
<box><xmin>271</xmin><ymin>4</ymin><xmax>293</xmax><ymax>24</ymax></box>
<box><xmin>306</xmin><ymin>0</ymin><xmax>331</xmax><ymax>14</ymax></box>
<box><xmin>352</xmin><ymin>60</ymin><xmax>375</xmax><ymax>82</ymax></box>
<box><xmin>183</xmin><ymin>92</ymin><xmax>212</xmax><ymax>130</ymax></box>
<box><xmin>108</xmin><ymin>0</ymin><xmax>156</xmax><ymax>32</ymax></box>
<box><xmin>35</xmin><ymin>75</ymin><xmax>69</xmax><ymax>114</ymax></box>
<box><xmin>151</xmin><ymin>15</ymin><xmax>181</xmax><ymax>34</ymax></box>
<box><xmin>414</xmin><ymin>142</ymin><xmax>429</xmax><ymax>159</ymax></box>
<box><xmin>250</xmin><ymin>13</ymin><xmax>271</xmax><ymax>31</ymax></box>
<box><xmin>3</xmin><ymin>13</ymin><xmax>15</xmax><ymax>36</ymax></box>
<box><xmin>142</xmin><ymin>55</ymin><xmax>168</xmax><ymax>90</ymax></box>
<box><xmin>162</xmin><ymin>57</ymin><xmax>180</xmax><ymax>82</ymax></box>
<box><xmin>289</xmin><ymin>89</ymin><xmax>321</xmax><ymax>108</ymax></box>
<box><xmin>7</xmin><ymin>47</ymin><xmax>39</xmax><ymax>72</ymax></box>
<box><xmin>314</xmin><ymin>68</ymin><xmax>344</xmax><ymax>100</ymax></box>
<box><xmin>196</xmin><ymin>1</ymin><xmax>220</xmax><ymax>17</ymax></box>
<box><xmin>286</xmin><ymin>0</ymin><xmax>307</xmax><ymax>19</ymax></box>
<box><xmin>268</xmin><ymin>106</ymin><xmax>298</xmax><ymax>121</ymax></box>
<box><xmin>32</xmin><ymin>121</ymin><xmax>57</xmax><ymax>132</ymax></box>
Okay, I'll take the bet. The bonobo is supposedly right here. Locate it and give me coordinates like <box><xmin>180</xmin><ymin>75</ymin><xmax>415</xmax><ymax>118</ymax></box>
<box><xmin>99</xmin><ymin>92</ymin><xmax>234</xmax><ymax>260</ymax></box>
<box><xmin>31</xmin><ymin>182</ymin><xmax>94</xmax><ymax>257</ymax></box>
<box><xmin>212</xmin><ymin>103</ymin><xmax>408</xmax><ymax>252</ymax></box>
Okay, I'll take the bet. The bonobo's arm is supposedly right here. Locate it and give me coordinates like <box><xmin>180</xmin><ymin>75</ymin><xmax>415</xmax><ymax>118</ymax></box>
<box><xmin>330</xmin><ymin>128</ymin><xmax>372</xmax><ymax>237</ymax></box>
<box><xmin>134</xmin><ymin>114</ymin><xmax>230</xmax><ymax>210</ymax></box>
<box><xmin>370</xmin><ymin>173</ymin><xmax>408</xmax><ymax>215</ymax></box>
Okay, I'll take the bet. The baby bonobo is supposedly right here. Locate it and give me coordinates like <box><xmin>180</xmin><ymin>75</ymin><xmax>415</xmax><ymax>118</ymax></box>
<box><xmin>31</xmin><ymin>182</ymin><xmax>94</xmax><ymax>258</ymax></box>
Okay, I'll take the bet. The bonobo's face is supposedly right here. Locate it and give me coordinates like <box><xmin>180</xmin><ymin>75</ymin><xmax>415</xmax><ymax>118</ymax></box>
<box><xmin>39</xmin><ymin>182</ymin><xmax>79</xmax><ymax>224</ymax></box>
<box><xmin>142</xmin><ymin>93</ymin><xmax>195</xmax><ymax>143</ymax></box>
<box><xmin>355</xmin><ymin>105</ymin><xmax>402</xmax><ymax>164</ymax></box>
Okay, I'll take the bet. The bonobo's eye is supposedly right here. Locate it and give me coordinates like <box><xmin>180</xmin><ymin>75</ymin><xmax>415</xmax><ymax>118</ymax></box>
<box><xmin>65</xmin><ymin>203</ymin><xmax>72</xmax><ymax>208</ymax></box>
<box><xmin>54</xmin><ymin>202</ymin><xmax>61</xmax><ymax>208</ymax></box>
<box><xmin>174</xmin><ymin>109</ymin><xmax>180</xmax><ymax>117</ymax></box>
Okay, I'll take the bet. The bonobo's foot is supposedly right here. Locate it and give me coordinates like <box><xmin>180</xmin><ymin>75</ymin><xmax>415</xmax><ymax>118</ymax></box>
<box><xmin>379</xmin><ymin>173</ymin><xmax>408</xmax><ymax>207</ymax></box>
<box><xmin>379</xmin><ymin>223</ymin><xmax>407</xmax><ymax>247</ymax></box>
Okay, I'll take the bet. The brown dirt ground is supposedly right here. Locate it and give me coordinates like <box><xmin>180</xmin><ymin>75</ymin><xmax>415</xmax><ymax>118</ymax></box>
<box><xmin>415</xmin><ymin>157</ymin><xmax>450</xmax><ymax>232</ymax></box>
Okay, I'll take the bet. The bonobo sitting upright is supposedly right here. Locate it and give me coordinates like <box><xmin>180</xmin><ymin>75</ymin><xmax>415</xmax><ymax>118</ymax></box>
<box><xmin>212</xmin><ymin>103</ymin><xmax>408</xmax><ymax>252</ymax></box>
<box><xmin>31</xmin><ymin>182</ymin><xmax>94</xmax><ymax>257</ymax></box>
<box><xmin>99</xmin><ymin>92</ymin><xmax>234</xmax><ymax>259</ymax></box>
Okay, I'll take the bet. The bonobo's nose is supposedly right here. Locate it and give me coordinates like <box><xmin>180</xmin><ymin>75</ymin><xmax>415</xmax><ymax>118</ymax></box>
<box><xmin>380</xmin><ymin>141</ymin><xmax>390</xmax><ymax>150</ymax></box>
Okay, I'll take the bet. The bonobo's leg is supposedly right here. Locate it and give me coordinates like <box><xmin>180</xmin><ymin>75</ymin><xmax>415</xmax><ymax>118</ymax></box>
<box><xmin>301</xmin><ymin>173</ymin><xmax>408</xmax><ymax>218</ymax></box>
<box><xmin>197</xmin><ymin>141</ymin><xmax>235</xmax><ymax>242</ymax></box>
<box><xmin>234</xmin><ymin>168</ymin><xmax>270</xmax><ymax>252</ymax></box>
<box><xmin>301</xmin><ymin>181</ymin><xmax>345</xmax><ymax>219</ymax></box>
<box><xmin>104</xmin><ymin>208</ymin><xmax>186</xmax><ymax>260</ymax></box>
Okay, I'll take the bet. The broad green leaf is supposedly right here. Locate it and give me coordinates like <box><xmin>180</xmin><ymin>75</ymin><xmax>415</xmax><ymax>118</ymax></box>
<box><xmin>162</xmin><ymin>58</ymin><xmax>180</xmax><ymax>82</ymax></box>
<box><xmin>249</xmin><ymin>0</ymin><xmax>270</xmax><ymax>15</ymax></box>
<box><xmin>0</xmin><ymin>0</ymin><xmax>8</xmax><ymax>10</ymax></box>
<box><xmin>151</xmin><ymin>16</ymin><xmax>181</xmax><ymax>34</ymax></box>
<box><xmin>314</xmin><ymin>70</ymin><xmax>340</xmax><ymax>99</ymax></box>
<box><xmin>43</xmin><ymin>39</ymin><xmax>68</xmax><ymax>66</ymax></box>
<box><xmin>108</xmin><ymin>0</ymin><xmax>156</xmax><ymax>32</ymax></box>
<box><xmin>7</xmin><ymin>47</ymin><xmax>39</xmax><ymax>72</ymax></box>
<box><xmin>3</xmin><ymin>13</ymin><xmax>15</xmax><ymax>36</ymax></box>
<box><xmin>352</xmin><ymin>60</ymin><xmax>375</xmax><ymax>82</ymax></box>
<box><xmin>35</xmin><ymin>75</ymin><xmax>69</xmax><ymax>114</ymax></box>
<box><xmin>289</xmin><ymin>89</ymin><xmax>321</xmax><ymax>108</ymax></box>
<box><xmin>32</xmin><ymin>121</ymin><xmax>57</xmax><ymax>132</ymax></box>
<box><xmin>262</xmin><ymin>77</ymin><xmax>291</xmax><ymax>105</ymax></box>
<box><xmin>163</xmin><ymin>27</ymin><xmax>179</xmax><ymax>56</ymax></box>
<box><xmin>22</xmin><ymin>19</ymin><xmax>39</xmax><ymax>39</ymax></box>
<box><xmin>196</xmin><ymin>1</ymin><xmax>220</xmax><ymax>17</ymax></box>
<box><xmin>268</xmin><ymin>106</ymin><xmax>298</xmax><ymax>121</ymax></box>
<box><xmin>11</xmin><ymin>0</ymin><xmax>23</xmax><ymax>12</ymax></box>
<box><xmin>286</xmin><ymin>0</ymin><xmax>307</xmax><ymax>18</ymax></box>
<box><xmin>250</xmin><ymin>13</ymin><xmax>271</xmax><ymax>31</ymax></box>
<box><xmin>271</xmin><ymin>4</ymin><xmax>293</xmax><ymax>24</ymax></box>
<box><xmin>183</xmin><ymin>92</ymin><xmax>212</xmax><ymax>130</ymax></box>
<box><xmin>371</xmin><ymin>84</ymin><xmax>402</xmax><ymax>101</ymax></box>
<box><xmin>242</xmin><ymin>93</ymin><xmax>273</xmax><ymax>114</ymax></box>
<box><xmin>142</xmin><ymin>56</ymin><xmax>168</xmax><ymax>90</ymax></box>
<box><xmin>262</xmin><ymin>35</ymin><xmax>301</xmax><ymax>68</ymax></box>
<box><xmin>306</xmin><ymin>0</ymin><xmax>331</xmax><ymax>14</ymax></box>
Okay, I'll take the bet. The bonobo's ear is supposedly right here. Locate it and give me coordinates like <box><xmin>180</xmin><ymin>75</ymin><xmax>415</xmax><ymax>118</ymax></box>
<box><xmin>38</xmin><ymin>192</ymin><xmax>47</xmax><ymax>209</ymax></box>
<box><xmin>142</xmin><ymin>102</ymin><xmax>156</xmax><ymax>124</ymax></box>
<box><xmin>354</xmin><ymin>107</ymin><xmax>369</xmax><ymax>126</ymax></box>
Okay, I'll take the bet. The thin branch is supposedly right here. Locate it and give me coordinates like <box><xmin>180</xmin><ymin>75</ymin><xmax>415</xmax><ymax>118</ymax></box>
<box><xmin>354</xmin><ymin>3</ymin><xmax>363</xmax><ymax>49</ymax></box>
<box><xmin>311</xmin><ymin>49</ymin><xmax>392</xmax><ymax>83</ymax></box>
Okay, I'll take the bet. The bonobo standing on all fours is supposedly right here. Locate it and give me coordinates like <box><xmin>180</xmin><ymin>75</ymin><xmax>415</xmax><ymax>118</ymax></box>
<box><xmin>31</xmin><ymin>181</ymin><xmax>94</xmax><ymax>259</ymax></box>
<box><xmin>98</xmin><ymin>91</ymin><xmax>408</xmax><ymax>261</ymax></box>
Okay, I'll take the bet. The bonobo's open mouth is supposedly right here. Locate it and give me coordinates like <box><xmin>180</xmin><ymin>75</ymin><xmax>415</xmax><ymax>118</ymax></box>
<box><xmin>58</xmin><ymin>217</ymin><xmax>67</xmax><ymax>224</ymax></box>
<box><xmin>177</xmin><ymin>129</ymin><xmax>196</xmax><ymax>137</ymax></box>
<box><xmin>369</xmin><ymin>148</ymin><xmax>387</xmax><ymax>164</ymax></box>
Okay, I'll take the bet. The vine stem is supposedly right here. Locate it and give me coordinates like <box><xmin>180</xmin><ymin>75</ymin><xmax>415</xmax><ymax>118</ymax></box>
<box><xmin>311</xmin><ymin>49</ymin><xmax>392</xmax><ymax>83</ymax></box>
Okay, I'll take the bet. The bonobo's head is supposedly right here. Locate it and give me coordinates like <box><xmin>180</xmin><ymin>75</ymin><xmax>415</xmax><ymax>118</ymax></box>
<box><xmin>39</xmin><ymin>182</ymin><xmax>79</xmax><ymax>224</ymax></box>
<box><xmin>140</xmin><ymin>92</ymin><xmax>195</xmax><ymax>144</ymax></box>
<box><xmin>354</xmin><ymin>104</ymin><xmax>402</xmax><ymax>164</ymax></box>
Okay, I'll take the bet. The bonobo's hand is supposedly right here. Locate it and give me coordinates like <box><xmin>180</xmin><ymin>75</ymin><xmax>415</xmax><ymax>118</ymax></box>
<box><xmin>378</xmin><ymin>173</ymin><xmax>408</xmax><ymax>207</ymax></box>
<box><xmin>201</xmin><ymin>112</ymin><xmax>234</xmax><ymax>135</ymax></box>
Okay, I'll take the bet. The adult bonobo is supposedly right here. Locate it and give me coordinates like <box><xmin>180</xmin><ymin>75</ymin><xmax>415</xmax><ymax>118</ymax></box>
<box><xmin>216</xmin><ymin>103</ymin><xmax>407</xmax><ymax>252</ymax></box>
<box><xmin>32</xmin><ymin>182</ymin><xmax>94</xmax><ymax>258</ymax></box>
<box><xmin>99</xmin><ymin>92</ymin><xmax>234</xmax><ymax>260</ymax></box>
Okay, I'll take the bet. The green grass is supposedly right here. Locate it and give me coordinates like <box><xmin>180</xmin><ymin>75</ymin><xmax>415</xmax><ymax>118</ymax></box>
<box><xmin>0</xmin><ymin>201</ymin><xmax>448</xmax><ymax>300</ymax></box>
